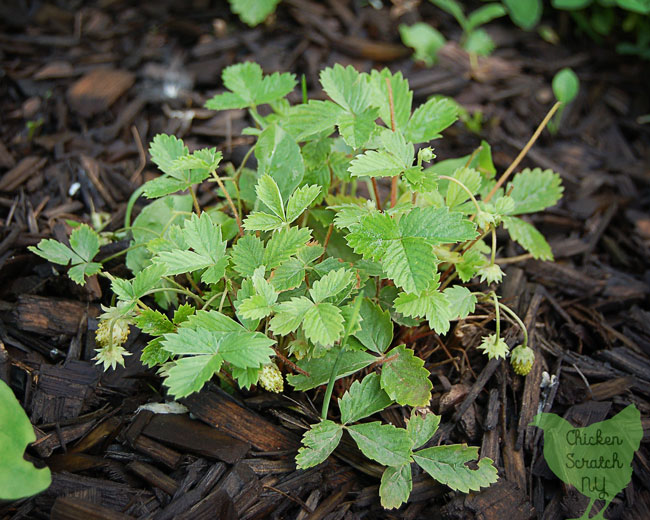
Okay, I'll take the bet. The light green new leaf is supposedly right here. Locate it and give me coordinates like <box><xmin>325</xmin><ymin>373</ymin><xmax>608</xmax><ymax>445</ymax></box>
<box><xmin>303</xmin><ymin>303</ymin><xmax>345</xmax><ymax>346</ymax></box>
<box><xmin>149</xmin><ymin>134</ymin><xmax>188</xmax><ymax>176</ymax></box>
<box><xmin>183</xmin><ymin>309</ymin><xmax>246</xmax><ymax>334</ymax></box>
<box><xmin>134</xmin><ymin>309</ymin><xmax>175</xmax><ymax>336</ymax></box>
<box><xmin>270</xmin><ymin>257</ymin><xmax>305</xmax><ymax>291</ymax></box>
<box><xmin>354</xmin><ymin>298</ymin><xmax>393</xmax><ymax>354</ymax></box>
<box><xmin>394</xmin><ymin>284</ymin><xmax>452</xmax><ymax>334</ymax></box>
<box><xmin>309</xmin><ymin>268</ymin><xmax>355</xmax><ymax>303</ymax></box>
<box><xmin>502</xmin><ymin>216</ymin><xmax>553</xmax><ymax>260</ymax></box>
<box><xmin>0</xmin><ymin>380</ymin><xmax>51</xmax><ymax>500</ymax></box>
<box><xmin>399</xmin><ymin>23</ymin><xmax>446</xmax><ymax>66</ymax></box>
<box><xmin>288</xmin><ymin>347</ymin><xmax>377</xmax><ymax>391</ymax></box>
<box><xmin>172</xmin><ymin>148</ymin><xmax>222</xmax><ymax>174</ymax></box>
<box><xmin>407</xmin><ymin>413</ymin><xmax>441</xmax><ymax>450</ymax></box>
<box><xmin>69</xmin><ymin>224</ymin><xmax>100</xmax><ymax>262</ymax></box>
<box><xmin>243</xmin><ymin>211</ymin><xmax>285</xmax><ymax>232</ymax></box>
<box><xmin>270</xmin><ymin>296</ymin><xmax>314</xmax><ymax>335</ymax></box>
<box><xmin>296</xmin><ymin>420</ymin><xmax>343</xmax><ymax>469</ymax></box>
<box><xmin>239</xmin><ymin>266</ymin><xmax>278</xmax><ymax>319</ymax></box>
<box><xmin>132</xmin><ymin>263</ymin><xmax>168</xmax><ymax>300</ymax></box>
<box><xmin>339</xmin><ymin>373</ymin><xmax>392</xmax><ymax>424</ymax></box>
<box><xmin>162</xmin><ymin>327</ymin><xmax>220</xmax><ymax>356</ymax></box>
<box><xmin>503</xmin><ymin>0</ymin><xmax>541</xmax><ymax>29</ymax></box>
<box><xmin>413</xmin><ymin>445</ymin><xmax>498</xmax><ymax>493</ymax></box>
<box><xmin>406</xmin><ymin>97</ymin><xmax>458</xmax><ymax>143</ymax></box>
<box><xmin>347</xmin><ymin>422</ymin><xmax>412</xmax><ymax>467</ymax></box>
<box><xmin>256</xmin><ymin>123</ymin><xmax>305</xmax><ymax>201</ymax></box>
<box><xmin>320</xmin><ymin>64</ymin><xmax>371</xmax><ymax>115</ymax></box>
<box><xmin>506</xmin><ymin>168</ymin><xmax>563</xmax><ymax>215</ymax></box>
<box><xmin>256</xmin><ymin>174</ymin><xmax>285</xmax><ymax>219</ymax></box>
<box><xmin>346</xmin><ymin>211</ymin><xmax>399</xmax><ymax>260</ymax></box>
<box><xmin>552</xmin><ymin>67</ymin><xmax>580</xmax><ymax>104</ymax></box>
<box><xmin>369</xmin><ymin>69</ymin><xmax>412</xmax><ymax>131</ymax></box>
<box><xmin>263</xmin><ymin>226</ymin><xmax>311</xmax><ymax>269</ymax></box>
<box><xmin>29</xmin><ymin>239</ymin><xmax>80</xmax><ymax>265</ymax></box>
<box><xmin>381</xmin><ymin>345</ymin><xmax>433</xmax><ymax>407</ymax></box>
<box><xmin>164</xmin><ymin>354</ymin><xmax>224</xmax><ymax>398</ymax></box>
<box><xmin>380</xmin><ymin>465</ymin><xmax>412</xmax><ymax>510</ymax></box>
<box><xmin>337</xmin><ymin>107</ymin><xmax>379</xmax><ymax>149</ymax></box>
<box><xmin>445</xmin><ymin>167</ymin><xmax>482</xmax><ymax>209</ymax></box>
<box><xmin>231</xmin><ymin>234</ymin><xmax>265</xmax><ymax>277</ymax></box>
<box><xmin>466</xmin><ymin>3</ymin><xmax>506</xmax><ymax>32</ymax></box>
<box><xmin>286</xmin><ymin>184</ymin><xmax>321</xmax><ymax>223</ymax></box>
<box><xmin>463</xmin><ymin>29</ymin><xmax>496</xmax><ymax>56</ymax></box>
<box><xmin>443</xmin><ymin>285</ymin><xmax>477</xmax><ymax>321</ymax></box>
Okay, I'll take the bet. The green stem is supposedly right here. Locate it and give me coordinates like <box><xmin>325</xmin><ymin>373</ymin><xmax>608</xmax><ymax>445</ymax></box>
<box><xmin>490</xmin><ymin>226</ymin><xmax>497</xmax><ymax>265</ymax></box>
<box><xmin>438</xmin><ymin>175</ymin><xmax>481</xmax><ymax>216</ymax></box>
<box><xmin>497</xmin><ymin>302</ymin><xmax>528</xmax><ymax>348</ymax></box>
<box><xmin>491</xmin><ymin>291</ymin><xmax>500</xmax><ymax>339</ymax></box>
<box><xmin>99</xmin><ymin>242</ymin><xmax>147</xmax><ymax>265</ymax></box>
<box><xmin>125</xmin><ymin>184</ymin><xmax>147</xmax><ymax>228</ymax></box>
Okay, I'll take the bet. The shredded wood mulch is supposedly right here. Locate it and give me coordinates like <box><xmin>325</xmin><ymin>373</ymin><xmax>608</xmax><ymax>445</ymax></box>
<box><xmin>1</xmin><ymin>1</ymin><xmax>649</xmax><ymax>519</ymax></box>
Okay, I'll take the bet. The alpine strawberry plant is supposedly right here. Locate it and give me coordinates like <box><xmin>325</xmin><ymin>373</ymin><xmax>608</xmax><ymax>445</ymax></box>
<box><xmin>30</xmin><ymin>61</ymin><xmax>564</xmax><ymax>508</ymax></box>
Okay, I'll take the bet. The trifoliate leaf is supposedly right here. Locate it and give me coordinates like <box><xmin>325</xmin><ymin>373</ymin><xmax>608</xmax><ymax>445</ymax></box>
<box><xmin>309</xmin><ymin>268</ymin><xmax>355</xmax><ymax>303</ymax></box>
<box><xmin>172</xmin><ymin>147</ymin><xmax>222</xmax><ymax>174</ymax></box>
<box><xmin>69</xmin><ymin>224</ymin><xmax>100</xmax><ymax>262</ymax></box>
<box><xmin>29</xmin><ymin>239</ymin><xmax>80</xmax><ymax>265</ymax></box>
<box><xmin>218</xmin><ymin>331</ymin><xmax>275</xmax><ymax>368</ymax></box>
<box><xmin>348</xmin><ymin>149</ymin><xmax>408</xmax><ymax>178</ymax></box>
<box><xmin>394</xmin><ymin>285</ymin><xmax>452</xmax><ymax>335</ymax></box>
<box><xmin>406</xmin><ymin>97</ymin><xmax>458</xmax><ymax>143</ymax></box>
<box><xmin>0</xmin><ymin>380</ymin><xmax>51</xmax><ymax>500</ymax></box>
<box><xmin>412</xmin><ymin>445</ymin><xmax>498</xmax><ymax>493</ymax></box>
<box><xmin>502</xmin><ymin>216</ymin><xmax>553</xmax><ymax>260</ymax></box>
<box><xmin>303</xmin><ymin>303</ymin><xmax>345</xmax><ymax>346</ymax></box>
<box><xmin>399</xmin><ymin>22</ymin><xmax>446</xmax><ymax>66</ymax></box>
<box><xmin>383</xmin><ymin>237</ymin><xmax>437</xmax><ymax>295</ymax></box>
<box><xmin>296</xmin><ymin>420</ymin><xmax>343</xmax><ymax>469</ymax></box>
<box><xmin>286</xmin><ymin>184</ymin><xmax>321</xmax><ymax>223</ymax></box>
<box><xmin>337</xmin><ymin>107</ymin><xmax>379</xmax><ymax>149</ymax></box>
<box><xmin>270</xmin><ymin>258</ymin><xmax>305</xmax><ymax>291</ymax></box>
<box><xmin>399</xmin><ymin>207</ymin><xmax>478</xmax><ymax>244</ymax></box>
<box><xmin>339</xmin><ymin>373</ymin><xmax>392</xmax><ymax>424</ymax></box>
<box><xmin>320</xmin><ymin>64</ymin><xmax>371</xmax><ymax>115</ymax></box>
<box><xmin>407</xmin><ymin>412</ymin><xmax>441</xmax><ymax>450</ymax></box>
<box><xmin>354</xmin><ymin>298</ymin><xmax>393</xmax><ymax>354</ymax></box>
<box><xmin>256</xmin><ymin>174</ymin><xmax>285</xmax><ymax>219</ymax></box>
<box><xmin>380</xmin><ymin>345</ymin><xmax>432</xmax><ymax>407</ymax></box>
<box><xmin>443</xmin><ymin>285</ymin><xmax>477</xmax><ymax>321</ymax></box>
<box><xmin>263</xmin><ymin>227</ymin><xmax>311</xmax><ymax>269</ymax></box>
<box><xmin>506</xmin><ymin>168</ymin><xmax>563</xmax><ymax>215</ymax></box>
<box><xmin>231</xmin><ymin>234</ymin><xmax>265</xmax><ymax>277</ymax></box>
<box><xmin>369</xmin><ymin>69</ymin><xmax>412</xmax><ymax>132</ymax></box>
<box><xmin>134</xmin><ymin>309</ymin><xmax>175</xmax><ymax>336</ymax></box>
<box><xmin>149</xmin><ymin>134</ymin><xmax>188</xmax><ymax>176</ymax></box>
<box><xmin>288</xmin><ymin>347</ymin><xmax>377</xmax><ymax>391</ymax></box>
<box><xmin>380</xmin><ymin>465</ymin><xmax>412</xmax><ymax>510</ymax></box>
<box><xmin>141</xmin><ymin>338</ymin><xmax>171</xmax><ymax>368</ymax></box>
<box><xmin>256</xmin><ymin>123</ymin><xmax>304</xmax><ymax>201</ymax></box>
<box><xmin>347</xmin><ymin>422</ymin><xmax>412</xmax><ymax>467</ymax></box>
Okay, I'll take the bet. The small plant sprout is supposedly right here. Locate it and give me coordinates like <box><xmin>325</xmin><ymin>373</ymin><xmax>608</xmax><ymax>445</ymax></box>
<box><xmin>30</xmin><ymin>62</ymin><xmax>564</xmax><ymax>508</ymax></box>
<box><xmin>549</xmin><ymin>67</ymin><xmax>580</xmax><ymax>134</ymax></box>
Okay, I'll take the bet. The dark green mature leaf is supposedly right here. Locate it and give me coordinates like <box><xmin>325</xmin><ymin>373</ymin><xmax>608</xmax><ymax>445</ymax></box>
<box><xmin>380</xmin><ymin>345</ymin><xmax>432</xmax><ymax>407</ymax></box>
<box><xmin>347</xmin><ymin>422</ymin><xmax>412</xmax><ymax>467</ymax></box>
<box><xmin>399</xmin><ymin>207</ymin><xmax>477</xmax><ymax>244</ymax></box>
<box><xmin>348</xmin><ymin>149</ymin><xmax>408</xmax><ymax>178</ymax></box>
<box><xmin>0</xmin><ymin>380</ymin><xmax>51</xmax><ymax>499</ymax></box>
<box><xmin>380</xmin><ymin>465</ymin><xmax>412</xmax><ymax>510</ymax></box>
<box><xmin>406</xmin><ymin>97</ymin><xmax>458</xmax><ymax>143</ymax></box>
<box><xmin>263</xmin><ymin>227</ymin><xmax>311</xmax><ymax>269</ymax></box>
<box><xmin>164</xmin><ymin>355</ymin><xmax>224</xmax><ymax>398</ymax></box>
<box><xmin>413</xmin><ymin>445</ymin><xmax>498</xmax><ymax>493</ymax></box>
<box><xmin>218</xmin><ymin>331</ymin><xmax>275</xmax><ymax>368</ymax></box>
<box><xmin>502</xmin><ymin>216</ymin><xmax>553</xmax><ymax>260</ymax></box>
<box><xmin>354</xmin><ymin>298</ymin><xmax>393</xmax><ymax>354</ymax></box>
<box><xmin>339</xmin><ymin>373</ymin><xmax>393</xmax><ymax>424</ymax></box>
<box><xmin>256</xmin><ymin>124</ymin><xmax>305</xmax><ymax>201</ymax></box>
<box><xmin>383</xmin><ymin>236</ymin><xmax>437</xmax><ymax>295</ymax></box>
<box><xmin>288</xmin><ymin>347</ymin><xmax>377</xmax><ymax>391</ymax></box>
<box><xmin>296</xmin><ymin>420</ymin><xmax>343</xmax><ymax>469</ymax></box>
<box><xmin>506</xmin><ymin>168</ymin><xmax>563</xmax><ymax>215</ymax></box>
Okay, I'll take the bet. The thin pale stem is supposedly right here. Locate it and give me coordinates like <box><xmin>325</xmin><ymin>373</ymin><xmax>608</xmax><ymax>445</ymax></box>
<box><xmin>438</xmin><ymin>175</ymin><xmax>481</xmax><ymax>216</ymax></box>
<box><xmin>492</xmin><ymin>291</ymin><xmax>501</xmax><ymax>338</ymax></box>
<box><xmin>385</xmin><ymin>77</ymin><xmax>398</xmax><ymax>208</ymax></box>
<box><xmin>495</xmin><ymin>253</ymin><xmax>533</xmax><ymax>265</ymax></box>
<box><xmin>189</xmin><ymin>186</ymin><xmax>201</xmax><ymax>215</ymax></box>
<box><xmin>491</xmin><ymin>226</ymin><xmax>497</xmax><ymax>265</ymax></box>
<box><xmin>212</xmin><ymin>171</ymin><xmax>244</xmax><ymax>237</ymax></box>
<box><xmin>371</xmin><ymin>178</ymin><xmax>382</xmax><ymax>211</ymax></box>
<box><xmin>484</xmin><ymin>102</ymin><xmax>561</xmax><ymax>203</ymax></box>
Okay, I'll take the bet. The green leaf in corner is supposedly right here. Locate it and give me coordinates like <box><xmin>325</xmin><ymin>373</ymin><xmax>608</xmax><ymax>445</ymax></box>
<box><xmin>0</xmin><ymin>380</ymin><xmax>51</xmax><ymax>500</ymax></box>
<box><xmin>380</xmin><ymin>345</ymin><xmax>432</xmax><ymax>407</ymax></box>
<box><xmin>339</xmin><ymin>373</ymin><xmax>393</xmax><ymax>424</ymax></box>
<box><xmin>380</xmin><ymin>464</ymin><xmax>412</xmax><ymax>510</ymax></box>
<box><xmin>354</xmin><ymin>298</ymin><xmax>393</xmax><ymax>354</ymax></box>
<box><xmin>347</xmin><ymin>422</ymin><xmax>412</xmax><ymax>467</ymax></box>
<box><xmin>502</xmin><ymin>216</ymin><xmax>553</xmax><ymax>260</ymax></box>
<box><xmin>412</xmin><ymin>445</ymin><xmax>498</xmax><ymax>493</ymax></box>
<box><xmin>506</xmin><ymin>168</ymin><xmax>563</xmax><ymax>215</ymax></box>
<box><xmin>296</xmin><ymin>420</ymin><xmax>343</xmax><ymax>469</ymax></box>
<box><xmin>407</xmin><ymin>412</ymin><xmax>441</xmax><ymax>450</ymax></box>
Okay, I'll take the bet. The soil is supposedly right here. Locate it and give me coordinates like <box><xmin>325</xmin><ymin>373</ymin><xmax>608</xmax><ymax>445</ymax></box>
<box><xmin>0</xmin><ymin>1</ymin><xmax>649</xmax><ymax>519</ymax></box>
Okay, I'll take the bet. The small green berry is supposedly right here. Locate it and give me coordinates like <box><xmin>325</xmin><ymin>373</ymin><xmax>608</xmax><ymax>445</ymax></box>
<box><xmin>510</xmin><ymin>345</ymin><xmax>535</xmax><ymax>376</ymax></box>
<box><xmin>95</xmin><ymin>318</ymin><xmax>130</xmax><ymax>349</ymax></box>
<box><xmin>259</xmin><ymin>362</ymin><xmax>284</xmax><ymax>393</ymax></box>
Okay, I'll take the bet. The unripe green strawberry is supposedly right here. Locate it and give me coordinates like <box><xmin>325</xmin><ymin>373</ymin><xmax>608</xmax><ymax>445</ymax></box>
<box><xmin>259</xmin><ymin>362</ymin><xmax>284</xmax><ymax>393</ymax></box>
<box><xmin>510</xmin><ymin>345</ymin><xmax>535</xmax><ymax>376</ymax></box>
